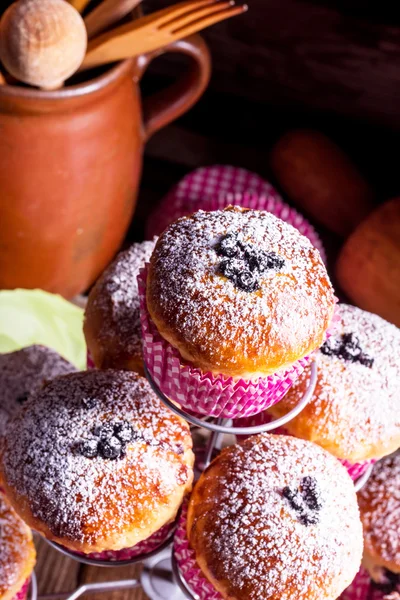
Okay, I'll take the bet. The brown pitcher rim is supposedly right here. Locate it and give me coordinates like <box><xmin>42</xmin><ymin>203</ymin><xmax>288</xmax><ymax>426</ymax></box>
<box><xmin>0</xmin><ymin>59</ymin><xmax>135</xmax><ymax>100</ymax></box>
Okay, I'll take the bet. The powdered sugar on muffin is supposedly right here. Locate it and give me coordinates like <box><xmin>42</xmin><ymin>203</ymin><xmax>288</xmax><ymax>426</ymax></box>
<box><xmin>188</xmin><ymin>434</ymin><xmax>362</xmax><ymax>600</ymax></box>
<box><xmin>0</xmin><ymin>345</ymin><xmax>76</xmax><ymax>438</ymax></box>
<box><xmin>84</xmin><ymin>239</ymin><xmax>157</xmax><ymax>371</ymax></box>
<box><xmin>1</xmin><ymin>370</ymin><xmax>193</xmax><ymax>552</ymax></box>
<box><xmin>0</xmin><ymin>492</ymin><xmax>35</xmax><ymax>600</ymax></box>
<box><xmin>359</xmin><ymin>452</ymin><xmax>400</xmax><ymax>570</ymax></box>
<box><xmin>147</xmin><ymin>207</ymin><xmax>334</xmax><ymax>377</ymax></box>
<box><xmin>267</xmin><ymin>304</ymin><xmax>400</xmax><ymax>462</ymax></box>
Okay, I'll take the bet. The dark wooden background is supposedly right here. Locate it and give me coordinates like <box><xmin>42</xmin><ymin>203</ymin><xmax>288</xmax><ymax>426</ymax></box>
<box><xmin>135</xmin><ymin>0</ymin><xmax>400</xmax><ymax>267</ymax></box>
<box><xmin>5</xmin><ymin>0</ymin><xmax>400</xmax><ymax>597</ymax></box>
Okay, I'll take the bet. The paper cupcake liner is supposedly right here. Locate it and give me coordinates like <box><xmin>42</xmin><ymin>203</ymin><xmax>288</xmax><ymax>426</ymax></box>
<box><xmin>72</xmin><ymin>521</ymin><xmax>174</xmax><ymax>562</ymax></box>
<box><xmin>340</xmin><ymin>568</ymin><xmax>370</xmax><ymax>599</ymax></box>
<box><xmin>138</xmin><ymin>268</ymin><xmax>312</xmax><ymax>419</ymax></box>
<box><xmin>146</xmin><ymin>166</ymin><xmax>280</xmax><ymax>239</ymax></box>
<box><xmin>233</xmin><ymin>412</ymin><xmax>288</xmax><ymax>438</ymax></box>
<box><xmin>175</xmin><ymin>502</ymin><xmax>375</xmax><ymax>600</ymax></box>
<box><xmin>174</xmin><ymin>502</ymin><xmax>222</xmax><ymax>600</ymax></box>
<box><xmin>87</xmin><ymin>351</ymin><xmax>95</xmax><ymax>369</ymax></box>
<box><xmin>146</xmin><ymin>166</ymin><xmax>326</xmax><ymax>264</ymax></box>
<box><xmin>340</xmin><ymin>459</ymin><xmax>376</xmax><ymax>481</ymax></box>
<box><xmin>234</xmin><ymin>414</ymin><xmax>375</xmax><ymax>481</ymax></box>
<box><xmin>339</xmin><ymin>567</ymin><xmax>388</xmax><ymax>599</ymax></box>
<box><xmin>13</xmin><ymin>579</ymin><xmax>30</xmax><ymax>600</ymax></box>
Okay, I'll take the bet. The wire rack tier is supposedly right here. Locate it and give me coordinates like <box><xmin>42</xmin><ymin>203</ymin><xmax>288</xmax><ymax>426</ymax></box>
<box><xmin>37</xmin><ymin>360</ymin><xmax>371</xmax><ymax>600</ymax></box>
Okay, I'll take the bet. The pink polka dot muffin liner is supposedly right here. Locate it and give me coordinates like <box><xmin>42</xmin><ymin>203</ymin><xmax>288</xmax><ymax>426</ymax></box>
<box><xmin>174</xmin><ymin>501</ymin><xmax>222</xmax><ymax>600</ymax></box>
<box><xmin>13</xmin><ymin>579</ymin><xmax>30</xmax><ymax>600</ymax></box>
<box><xmin>233</xmin><ymin>414</ymin><xmax>375</xmax><ymax>481</ymax></box>
<box><xmin>71</xmin><ymin>521</ymin><xmax>175</xmax><ymax>562</ymax></box>
<box><xmin>146</xmin><ymin>165</ymin><xmax>326</xmax><ymax>263</ymax></box>
<box><xmin>340</xmin><ymin>567</ymin><xmax>386</xmax><ymax>599</ymax></box>
<box><xmin>138</xmin><ymin>268</ymin><xmax>312</xmax><ymax>419</ymax></box>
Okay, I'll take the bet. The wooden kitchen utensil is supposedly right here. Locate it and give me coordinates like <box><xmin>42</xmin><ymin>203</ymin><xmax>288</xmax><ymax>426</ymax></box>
<box><xmin>68</xmin><ymin>0</ymin><xmax>91</xmax><ymax>12</ymax></box>
<box><xmin>0</xmin><ymin>0</ymin><xmax>87</xmax><ymax>90</ymax></box>
<box><xmin>84</xmin><ymin>0</ymin><xmax>142</xmax><ymax>39</ymax></box>
<box><xmin>81</xmin><ymin>0</ymin><xmax>247</xmax><ymax>71</ymax></box>
<box><xmin>0</xmin><ymin>29</ymin><xmax>210</xmax><ymax>297</ymax></box>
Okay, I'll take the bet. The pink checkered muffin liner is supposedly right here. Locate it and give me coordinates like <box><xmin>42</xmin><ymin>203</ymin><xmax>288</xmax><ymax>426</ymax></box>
<box><xmin>341</xmin><ymin>458</ymin><xmax>376</xmax><ymax>481</ymax></box>
<box><xmin>71</xmin><ymin>521</ymin><xmax>174</xmax><ymax>562</ymax></box>
<box><xmin>176</xmin><ymin>522</ymin><xmax>379</xmax><ymax>600</ymax></box>
<box><xmin>13</xmin><ymin>579</ymin><xmax>30</xmax><ymax>600</ymax></box>
<box><xmin>340</xmin><ymin>567</ymin><xmax>392</xmax><ymax>600</ymax></box>
<box><xmin>138</xmin><ymin>268</ymin><xmax>312</xmax><ymax>419</ymax></box>
<box><xmin>174</xmin><ymin>502</ymin><xmax>222</xmax><ymax>600</ymax></box>
<box><xmin>87</xmin><ymin>352</ymin><xmax>95</xmax><ymax>369</ymax></box>
<box><xmin>233</xmin><ymin>414</ymin><xmax>375</xmax><ymax>481</ymax></box>
<box><xmin>146</xmin><ymin>166</ymin><xmax>279</xmax><ymax>238</ymax></box>
<box><xmin>146</xmin><ymin>165</ymin><xmax>326</xmax><ymax>264</ymax></box>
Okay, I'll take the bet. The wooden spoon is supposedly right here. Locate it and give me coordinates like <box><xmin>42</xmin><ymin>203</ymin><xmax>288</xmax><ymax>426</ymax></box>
<box><xmin>84</xmin><ymin>0</ymin><xmax>142</xmax><ymax>39</ymax></box>
<box><xmin>0</xmin><ymin>0</ymin><xmax>87</xmax><ymax>89</ymax></box>
<box><xmin>68</xmin><ymin>0</ymin><xmax>91</xmax><ymax>13</ymax></box>
<box><xmin>81</xmin><ymin>0</ymin><xmax>247</xmax><ymax>71</ymax></box>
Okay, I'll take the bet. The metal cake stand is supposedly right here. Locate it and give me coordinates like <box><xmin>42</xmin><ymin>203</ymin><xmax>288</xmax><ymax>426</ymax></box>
<box><xmin>38</xmin><ymin>361</ymin><xmax>371</xmax><ymax>600</ymax></box>
<box><xmin>29</xmin><ymin>573</ymin><xmax>38</xmax><ymax>600</ymax></box>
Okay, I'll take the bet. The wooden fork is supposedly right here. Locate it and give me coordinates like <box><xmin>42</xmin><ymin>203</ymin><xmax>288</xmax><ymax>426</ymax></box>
<box><xmin>84</xmin><ymin>0</ymin><xmax>142</xmax><ymax>39</ymax></box>
<box><xmin>68</xmin><ymin>0</ymin><xmax>91</xmax><ymax>13</ymax></box>
<box><xmin>80</xmin><ymin>0</ymin><xmax>247</xmax><ymax>71</ymax></box>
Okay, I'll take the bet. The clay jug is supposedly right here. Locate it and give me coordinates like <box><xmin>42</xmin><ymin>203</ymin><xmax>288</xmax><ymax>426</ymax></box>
<box><xmin>0</xmin><ymin>35</ymin><xmax>210</xmax><ymax>297</ymax></box>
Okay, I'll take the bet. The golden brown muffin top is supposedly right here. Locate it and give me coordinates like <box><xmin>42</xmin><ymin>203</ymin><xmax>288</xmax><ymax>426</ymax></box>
<box><xmin>84</xmin><ymin>239</ymin><xmax>157</xmax><ymax>369</ymax></box>
<box><xmin>0</xmin><ymin>345</ymin><xmax>76</xmax><ymax>438</ymax></box>
<box><xmin>147</xmin><ymin>207</ymin><xmax>334</xmax><ymax>377</ymax></box>
<box><xmin>359</xmin><ymin>452</ymin><xmax>400</xmax><ymax>572</ymax></box>
<box><xmin>188</xmin><ymin>434</ymin><xmax>363</xmax><ymax>600</ymax></box>
<box><xmin>0</xmin><ymin>492</ymin><xmax>35</xmax><ymax>600</ymax></box>
<box><xmin>268</xmin><ymin>304</ymin><xmax>400</xmax><ymax>462</ymax></box>
<box><xmin>1</xmin><ymin>370</ymin><xmax>193</xmax><ymax>552</ymax></box>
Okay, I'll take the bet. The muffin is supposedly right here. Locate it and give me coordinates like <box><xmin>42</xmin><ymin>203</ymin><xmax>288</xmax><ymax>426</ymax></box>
<box><xmin>0</xmin><ymin>370</ymin><xmax>194</xmax><ymax>555</ymax></box>
<box><xmin>358</xmin><ymin>452</ymin><xmax>400</xmax><ymax>595</ymax></box>
<box><xmin>142</xmin><ymin>206</ymin><xmax>335</xmax><ymax>417</ymax></box>
<box><xmin>0</xmin><ymin>345</ymin><xmax>76</xmax><ymax>438</ymax></box>
<box><xmin>175</xmin><ymin>433</ymin><xmax>363</xmax><ymax>600</ymax></box>
<box><xmin>257</xmin><ymin>304</ymin><xmax>400</xmax><ymax>479</ymax></box>
<box><xmin>145</xmin><ymin>165</ymin><xmax>327</xmax><ymax>262</ymax></box>
<box><xmin>0</xmin><ymin>491</ymin><xmax>36</xmax><ymax>600</ymax></box>
<box><xmin>84</xmin><ymin>239</ymin><xmax>157</xmax><ymax>375</ymax></box>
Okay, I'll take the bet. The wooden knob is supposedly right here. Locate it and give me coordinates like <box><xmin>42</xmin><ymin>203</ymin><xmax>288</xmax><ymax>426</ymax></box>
<box><xmin>0</xmin><ymin>0</ymin><xmax>87</xmax><ymax>90</ymax></box>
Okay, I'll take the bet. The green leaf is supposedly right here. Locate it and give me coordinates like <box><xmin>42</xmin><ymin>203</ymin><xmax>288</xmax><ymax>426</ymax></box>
<box><xmin>0</xmin><ymin>289</ymin><xmax>86</xmax><ymax>370</ymax></box>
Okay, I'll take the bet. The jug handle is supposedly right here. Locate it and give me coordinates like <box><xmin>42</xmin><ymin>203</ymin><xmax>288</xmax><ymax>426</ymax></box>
<box><xmin>136</xmin><ymin>34</ymin><xmax>211</xmax><ymax>141</ymax></box>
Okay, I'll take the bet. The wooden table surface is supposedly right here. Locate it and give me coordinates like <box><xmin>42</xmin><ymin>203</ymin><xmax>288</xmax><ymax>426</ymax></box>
<box><xmin>35</xmin><ymin>537</ymin><xmax>148</xmax><ymax>600</ymax></box>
